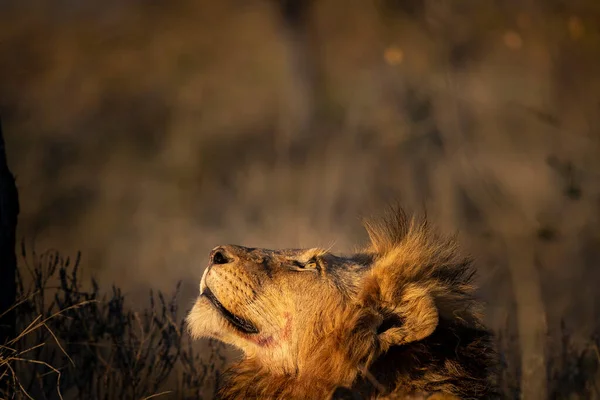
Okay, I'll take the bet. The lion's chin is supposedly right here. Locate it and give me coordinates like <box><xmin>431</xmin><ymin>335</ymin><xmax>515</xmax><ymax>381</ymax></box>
<box><xmin>186</xmin><ymin>294</ymin><xmax>258</xmax><ymax>344</ymax></box>
<box><xmin>186</xmin><ymin>295</ymin><xmax>225</xmax><ymax>340</ymax></box>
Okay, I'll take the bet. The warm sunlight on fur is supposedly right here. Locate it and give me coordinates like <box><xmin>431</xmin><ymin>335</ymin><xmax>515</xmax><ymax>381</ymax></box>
<box><xmin>186</xmin><ymin>208</ymin><xmax>497</xmax><ymax>399</ymax></box>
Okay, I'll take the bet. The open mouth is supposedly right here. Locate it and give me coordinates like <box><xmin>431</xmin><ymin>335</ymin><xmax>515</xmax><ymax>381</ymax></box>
<box><xmin>202</xmin><ymin>288</ymin><xmax>259</xmax><ymax>335</ymax></box>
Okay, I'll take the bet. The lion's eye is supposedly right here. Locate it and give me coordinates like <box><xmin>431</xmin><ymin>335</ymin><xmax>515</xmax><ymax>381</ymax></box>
<box><xmin>290</xmin><ymin>258</ymin><xmax>319</xmax><ymax>272</ymax></box>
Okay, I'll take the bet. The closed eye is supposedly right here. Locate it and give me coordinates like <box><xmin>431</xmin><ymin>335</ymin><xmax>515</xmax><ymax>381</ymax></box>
<box><xmin>292</xmin><ymin>260</ymin><xmax>305</xmax><ymax>269</ymax></box>
<box><xmin>290</xmin><ymin>258</ymin><xmax>319</xmax><ymax>272</ymax></box>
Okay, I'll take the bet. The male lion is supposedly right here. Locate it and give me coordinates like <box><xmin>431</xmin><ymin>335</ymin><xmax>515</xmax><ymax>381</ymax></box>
<box><xmin>187</xmin><ymin>210</ymin><xmax>497</xmax><ymax>399</ymax></box>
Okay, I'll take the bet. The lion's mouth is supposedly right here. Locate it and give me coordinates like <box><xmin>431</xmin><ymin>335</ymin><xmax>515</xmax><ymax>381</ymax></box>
<box><xmin>202</xmin><ymin>288</ymin><xmax>259</xmax><ymax>335</ymax></box>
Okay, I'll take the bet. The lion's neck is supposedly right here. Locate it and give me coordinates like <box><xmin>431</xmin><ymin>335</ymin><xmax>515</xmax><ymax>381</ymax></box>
<box><xmin>219</xmin><ymin>358</ymin><xmax>351</xmax><ymax>400</ymax></box>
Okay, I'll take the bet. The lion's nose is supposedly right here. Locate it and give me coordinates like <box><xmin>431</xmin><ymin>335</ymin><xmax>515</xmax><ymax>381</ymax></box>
<box><xmin>209</xmin><ymin>246</ymin><xmax>235</xmax><ymax>266</ymax></box>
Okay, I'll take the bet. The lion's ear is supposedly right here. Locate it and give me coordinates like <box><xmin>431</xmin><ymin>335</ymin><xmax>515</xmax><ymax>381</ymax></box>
<box><xmin>373</xmin><ymin>284</ymin><xmax>438</xmax><ymax>352</ymax></box>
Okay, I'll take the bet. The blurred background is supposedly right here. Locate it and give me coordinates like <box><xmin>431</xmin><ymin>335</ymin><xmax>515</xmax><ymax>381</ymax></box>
<box><xmin>1</xmin><ymin>0</ymin><xmax>600</xmax><ymax>397</ymax></box>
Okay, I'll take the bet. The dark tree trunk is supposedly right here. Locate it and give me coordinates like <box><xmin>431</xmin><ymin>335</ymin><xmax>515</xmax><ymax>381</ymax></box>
<box><xmin>0</xmin><ymin>116</ymin><xmax>19</xmax><ymax>347</ymax></box>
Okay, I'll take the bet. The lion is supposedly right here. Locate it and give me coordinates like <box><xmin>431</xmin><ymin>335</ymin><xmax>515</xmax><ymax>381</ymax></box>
<box><xmin>186</xmin><ymin>209</ymin><xmax>498</xmax><ymax>399</ymax></box>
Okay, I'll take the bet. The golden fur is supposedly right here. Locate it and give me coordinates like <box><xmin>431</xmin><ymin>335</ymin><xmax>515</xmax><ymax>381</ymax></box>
<box><xmin>186</xmin><ymin>208</ymin><xmax>497</xmax><ymax>399</ymax></box>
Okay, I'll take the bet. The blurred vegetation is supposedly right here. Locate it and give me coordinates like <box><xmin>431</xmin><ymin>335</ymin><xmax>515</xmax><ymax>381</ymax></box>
<box><xmin>0</xmin><ymin>0</ymin><xmax>599</xmax><ymax>398</ymax></box>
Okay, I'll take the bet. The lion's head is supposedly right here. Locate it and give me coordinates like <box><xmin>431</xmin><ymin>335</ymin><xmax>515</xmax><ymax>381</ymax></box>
<box><xmin>186</xmin><ymin>210</ymin><xmax>497</xmax><ymax>399</ymax></box>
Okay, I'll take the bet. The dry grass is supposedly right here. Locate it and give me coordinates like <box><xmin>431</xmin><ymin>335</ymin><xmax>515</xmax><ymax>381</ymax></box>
<box><xmin>0</xmin><ymin>308</ymin><xmax>72</xmax><ymax>400</ymax></box>
<box><xmin>0</xmin><ymin>245</ymin><xmax>226</xmax><ymax>399</ymax></box>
